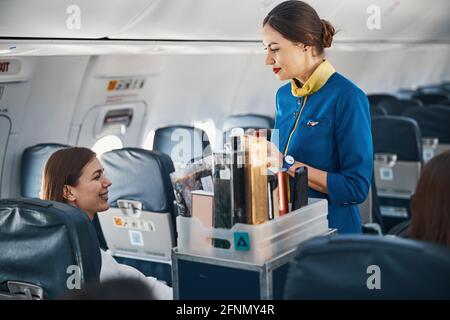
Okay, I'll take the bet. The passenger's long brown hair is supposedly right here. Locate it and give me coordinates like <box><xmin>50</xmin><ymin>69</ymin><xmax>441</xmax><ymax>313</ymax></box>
<box><xmin>41</xmin><ymin>147</ymin><xmax>96</xmax><ymax>203</ymax></box>
<box><xmin>263</xmin><ymin>1</ymin><xmax>335</xmax><ymax>54</ymax></box>
<box><xmin>410</xmin><ymin>150</ymin><xmax>450</xmax><ymax>247</ymax></box>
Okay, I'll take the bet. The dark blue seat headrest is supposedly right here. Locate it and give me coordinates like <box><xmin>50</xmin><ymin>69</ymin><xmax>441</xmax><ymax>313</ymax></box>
<box><xmin>284</xmin><ymin>235</ymin><xmax>450</xmax><ymax>299</ymax></box>
<box><xmin>417</xmin><ymin>85</ymin><xmax>449</xmax><ymax>95</ymax></box>
<box><xmin>370</xmin><ymin>105</ymin><xmax>387</xmax><ymax>117</ymax></box>
<box><xmin>0</xmin><ymin>198</ymin><xmax>101</xmax><ymax>299</ymax></box>
<box><xmin>403</xmin><ymin>105</ymin><xmax>450</xmax><ymax>144</ymax></box>
<box><xmin>440</xmin><ymin>82</ymin><xmax>450</xmax><ymax>93</ymax></box>
<box><xmin>367</xmin><ymin>94</ymin><xmax>397</xmax><ymax>107</ymax></box>
<box><xmin>101</xmin><ymin>148</ymin><xmax>175</xmax><ymax>213</ymax></box>
<box><xmin>21</xmin><ymin>143</ymin><xmax>70</xmax><ymax>197</ymax></box>
<box><xmin>372</xmin><ymin>116</ymin><xmax>422</xmax><ymax>162</ymax></box>
<box><xmin>222</xmin><ymin>114</ymin><xmax>274</xmax><ymax>132</ymax></box>
<box><xmin>153</xmin><ymin>126</ymin><xmax>210</xmax><ymax>165</ymax></box>
<box><xmin>412</xmin><ymin>93</ymin><xmax>449</xmax><ymax>105</ymax></box>
<box><xmin>396</xmin><ymin>89</ymin><xmax>416</xmax><ymax>100</ymax></box>
<box><xmin>379</xmin><ymin>99</ymin><xmax>422</xmax><ymax>116</ymax></box>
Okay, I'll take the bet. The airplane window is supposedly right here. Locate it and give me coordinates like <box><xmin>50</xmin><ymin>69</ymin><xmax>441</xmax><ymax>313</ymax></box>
<box><xmin>91</xmin><ymin>135</ymin><xmax>123</xmax><ymax>156</ymax></box>
<box><xmin>142</xmin><ymin>130</ymin><xmax>155</xmax><ymax>150</ymax></box>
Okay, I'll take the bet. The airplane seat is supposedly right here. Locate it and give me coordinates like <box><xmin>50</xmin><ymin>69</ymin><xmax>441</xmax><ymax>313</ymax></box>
<box><xmin>370</xmin><ymin>173</ymin><xmax>385</xmax><ymax>234</ymax></box>
<box><xmin>440</xmin><ymin>82</ymin><xmax>450</xmax><ymax>93</ymax></box>
<box><xmin>21</xmin><ymin>143</ymin><xmax>70</xmax><ymax>198</ymax></box>
<box><xmin>152</xmin><ymin>125</ymin><xmax>211</xmax><ymax>169</ymax></box>
<box><xmin>283</xmin><ymin>235</ymin><xmax>450</xmax><ymax>299</ymax></box>
<box><xmin>412</xmin><ymin>93</ymin><xmax>449</xmax><ymax>105</ymax></box>
<box><xmin>386</xmin><ymin>219</ymin><xmax>410</xmax><ymax>237</ymax></box>
<box><xmin>417</xmin><ymin>84</ymin><xmax>450</xmax><ymax>95</ymax></box>
<box><xmin>367</xmin><ymin>94</ymin><xmax>397</xmax><ymax>107</ymax></box>
<box><xmin>371</xmin><ymin>116</ymin><xmax>422</xmax><ymax>232</ymax></box>
<box><xmin>360</xmin><ymin>172</ymin><xmax>385</xmax><ymax>235</ymax></box>
<box><xmin>370</xmin><ymin>105</ymin><xmax>387</xmax><ymax>117</ymax></box>
<box><xmin>222</xmin><ymin>114</ymin><xmax>274</xmax><ymax>146</ymax></box>
<box><xmin>396</xmin><ymin>89</ymin><xmax>416</xmax><ymax>100</ymax></box>
<box><xmin>378</xmin><ymin>99</ymin><xmax>422</xmax><ymax>116</ymax></box>
<box><xmin>403</xmin><ymin>105</ymin><xmax>450</xmax><ymax>162</ymax></box>
<box><xmin>0</xmin><ymin>198</ymin><xmax>101</xmax><ymax>300</ymax></box>
<box><xmin>222</xmin><ymin>114</ymin><xmax>274</xmax><ymax>132</ymax></box>
<box><xmin>99</xmin><ymin>147</ymin><xmax>176</xmax><ymax>285</ymax></box>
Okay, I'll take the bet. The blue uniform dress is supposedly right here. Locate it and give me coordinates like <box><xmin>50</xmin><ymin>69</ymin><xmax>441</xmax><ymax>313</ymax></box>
<box><xmin>272</xmin><ymin>60</ymin><xmax>373</xmax><ymax>233</ymax></box>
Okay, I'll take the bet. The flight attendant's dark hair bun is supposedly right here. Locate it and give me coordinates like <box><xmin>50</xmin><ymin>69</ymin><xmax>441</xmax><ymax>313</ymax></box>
<box><xmin>263</xmin><ymin>1</ymin><xmax>335</xmax><ymax>54</ymax></box>
<box><xmin>321</xmin><ymin>19</ymin><xmax>335</xmax><ymax>48</ymax></box>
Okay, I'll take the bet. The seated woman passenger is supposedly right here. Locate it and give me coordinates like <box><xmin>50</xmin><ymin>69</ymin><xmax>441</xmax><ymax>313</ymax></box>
<box><xmin>409</xmin><ymin>150</ymin><xmax>450</xmax><ymax>247</ymax></box>
<box><xmin>41</xmin><ymin>147</ymin><xmax>173</xmax><ymax>299</ymax></box>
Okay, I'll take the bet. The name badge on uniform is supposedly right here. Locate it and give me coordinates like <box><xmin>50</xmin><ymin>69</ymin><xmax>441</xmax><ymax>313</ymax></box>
<box><xmin>307</xmin><ymin>120</ymin><xmax>319</xmax><ymax>127</ymax></box>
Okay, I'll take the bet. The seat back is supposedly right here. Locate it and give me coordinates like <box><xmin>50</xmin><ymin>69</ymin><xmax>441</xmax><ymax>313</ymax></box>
<box><xmin>367</xmin><ymin>94</ymin><xmax>397</xmax><ymax>107</ymax></box>
<box><xmin>153</xmin><ymin>125</ymin><xmax>210</xmax><ymax>168</ymax></box>
<box><xmin>412</xmin><ymin>93</ymin><xmax>449</xmax><ymax>104</ymax></box>
<box><xmin>222</xmin><ymin>114</ymin><xmax>274</xmax><ymax>147</ymax></box>
<box><xmin>379</xmin><ymin>99</ymin><xmax>422</xmax><ymax>116</ymax></box>
<box><xmin>386</xmin><ymin>219</ymin><xmax>410</xmax><ymax>237</ymax></box>
<box><xmin>284</xmin><ymin>235</ymin><xmax>450</xmax><ymax>299</ymax></box>
<box><xmin>0</xmin><ymin>198</ymin><xmax>101</xmax><ymax>300</ymax></box>
<box><xmin>222</xmin><ymin>114</ymin><xmax>274</xmax><ymax>132</ymax></box>
<box><xmin>360</xmin><ymin>172</ymin><xmax>385</xmax><ymax>234</ymax></box>
<box><xmin>372</xmin><ymin>116</ymin><xmax>422</xmax><ymax>195</ymax></box>
<box><xmin>370</xmin><ymin>105</ymin><xmax>387</xmax><ymax>117</ymax></box>
<box><xmin>440</xmin><ymin>81</ymin><xmax>450</xmax><ymax>91</ymax></box>
<box><xmin>21</xmin><ymin>143</ymin><xmax>69</xmax><ymax>197</ymax></box>
<box><xmin>370</xmin><ymin>173</ymin><xmax>385</xmax><ymax>234</ymax></box>
<box><xmin>417</xmin><ymin>84</ymin><xmax>449</xmax><ymax>95</ymax></box>
<box><xmin>358</xmin><ymin>185</ymin><xmax>372</xmax><ymax>225</ymax></box>
<box><xmin>396</xmin><ymin>89</ymin><xmax>416</xmax><ymax>100</ymax></box>
<box><xmin>372</xmin><ymin>116</ymin><xmax>422</xmax><ymax>230</ymax></box>
<box><xmin>403</xmin><ymin>105</ymin><xmax>450</xmax><ymax>162</ymax></box>
<box><xmin>99</xmin><ymin>148</ymin><xmax>176</xmax><ymax>263</ymax></box>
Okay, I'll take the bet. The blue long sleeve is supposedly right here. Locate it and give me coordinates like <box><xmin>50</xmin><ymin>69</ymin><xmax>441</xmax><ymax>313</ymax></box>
<box><xmin>326</xmin><ymin>89</ymin><xmax>373</xmax><ymax>207</ymax></box>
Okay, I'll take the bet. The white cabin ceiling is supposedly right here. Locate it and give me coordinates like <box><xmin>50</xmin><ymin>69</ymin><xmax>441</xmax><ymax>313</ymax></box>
<box><xmin>0</xmin><ymin>0</ymin><xmax>448</xmax><ymax>43</ymax></box>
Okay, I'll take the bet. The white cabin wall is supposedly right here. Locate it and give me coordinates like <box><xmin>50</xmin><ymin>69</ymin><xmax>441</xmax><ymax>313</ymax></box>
<box><xmin>229</xmin><ymin>53</ymin><xmax>283</xmax><ymax>118</ymax></box>
<box><xmin>142</xmin><ymin>54</ymin><xmax>256</xmax><ymax>134</ymax></box>
<box><xmin>19</xmin><ymin>56</ymin><xmax>89</xmax><ymax>145</ymax></box>
<box><xmin>68</xmin><ymin>52</ymin><xmax>280</xmax><ymax>149</ymax></box>
<box><xmin>327</xmin><ymin>45</ymin><xmax>450</xmax><ymax>94</ymax></box>
<box><xmin>1</xmin><ymin>56</ymin><xmax>89</xmax><ymax>197</ymax></box>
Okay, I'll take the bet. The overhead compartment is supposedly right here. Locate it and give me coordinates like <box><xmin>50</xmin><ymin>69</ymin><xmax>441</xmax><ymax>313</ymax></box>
<box><xmin>109</xmin><ymin>0</ymin><xmax>269</xmax><ymax>41</ymax></box>
<box><xmin>109</xmin><ymin>0</ymin><xmax>450</xmax><ymax>43</ymax></box>
<box><xmin>0</xmin><ymin>0</ymin><xmax>153</xmax><ymax>39</ymax></box>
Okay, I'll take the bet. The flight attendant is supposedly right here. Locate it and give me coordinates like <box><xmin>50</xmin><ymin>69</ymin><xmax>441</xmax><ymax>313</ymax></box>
<box><xmin>262</xmin><ymin>1</ymin><xmax>373</xmax><ymax>233</ymax></box>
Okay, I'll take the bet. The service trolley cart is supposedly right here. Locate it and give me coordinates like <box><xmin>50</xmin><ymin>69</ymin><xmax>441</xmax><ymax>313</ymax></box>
<box><xmin>172</xmin><ymin>198</ymin><xmax>335</xmax><ymax>299</ymax></box>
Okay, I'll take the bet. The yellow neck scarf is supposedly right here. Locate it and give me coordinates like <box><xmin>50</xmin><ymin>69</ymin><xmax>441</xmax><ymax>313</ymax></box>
<box><xmin>291</xmin><ymin>59</ymin><xmax>336</xmax><ymax>97</ymax></box>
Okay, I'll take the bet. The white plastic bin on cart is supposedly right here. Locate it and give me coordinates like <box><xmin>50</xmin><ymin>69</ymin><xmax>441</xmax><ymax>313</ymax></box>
<box><xmin>176</xmin><ymin>198</ymin><xmax>328</xmax><ymax>264</ymax></box>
